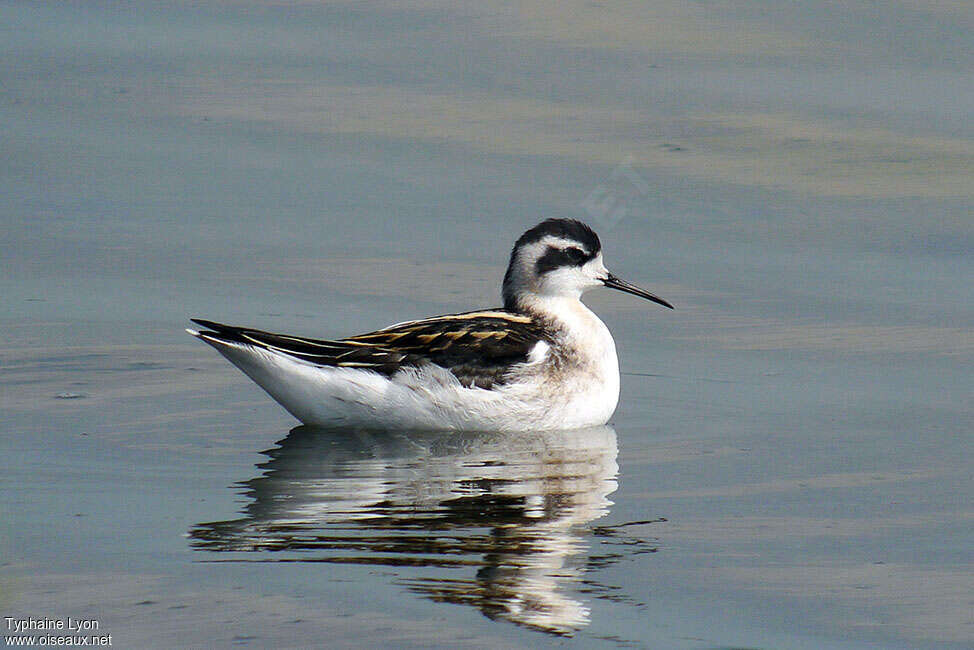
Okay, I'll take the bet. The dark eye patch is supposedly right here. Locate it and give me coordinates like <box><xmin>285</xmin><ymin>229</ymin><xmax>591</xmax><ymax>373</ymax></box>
<box><xmin>565</xmin><ymin>247</ymin><xmax>587</xmax><ymax>263</ymax></box>
<box><xmin>536</xmin><ymin>245</ymin><xmax>591</xmax><ymax>274</ymax></box>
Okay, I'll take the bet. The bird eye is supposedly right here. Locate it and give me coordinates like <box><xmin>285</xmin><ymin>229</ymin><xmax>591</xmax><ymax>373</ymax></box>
<box><xmin>565</xmin><ymin>247</ymin><xmax>587</xmax><ymax>263</ymax></box>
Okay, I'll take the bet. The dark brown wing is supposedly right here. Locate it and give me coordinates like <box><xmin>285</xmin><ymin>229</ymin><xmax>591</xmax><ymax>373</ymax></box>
<box><xmin>190</xmin><ymin>310</ymin><xmax>549</xmax><ymax>389</ymax></box>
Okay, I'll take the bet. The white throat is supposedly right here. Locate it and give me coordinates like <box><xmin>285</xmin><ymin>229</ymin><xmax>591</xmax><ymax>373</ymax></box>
<box><xmin>516</xmin><ymin>294</ymin><xmax>601</xmax><ymax>339</ymax></box>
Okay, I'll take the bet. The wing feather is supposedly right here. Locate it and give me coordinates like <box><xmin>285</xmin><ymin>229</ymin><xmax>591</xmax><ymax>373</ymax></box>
<box><xmin>190</xmin><ymin>311</ymin><xmax>549</xmax><ymax>388</ymax></box>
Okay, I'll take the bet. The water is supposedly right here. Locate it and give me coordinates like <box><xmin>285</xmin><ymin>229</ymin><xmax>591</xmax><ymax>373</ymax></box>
<box><xmin>1</xmin><ymin>2</ymin><xmax>971</xmax><ymax>648</ymax></box>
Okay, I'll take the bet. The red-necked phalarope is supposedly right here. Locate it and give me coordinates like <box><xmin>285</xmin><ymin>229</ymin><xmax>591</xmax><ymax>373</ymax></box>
<box><xmin>188</xmin><ymin>219</ymin><xmax>672</xmax><ymax>431</ymax></box>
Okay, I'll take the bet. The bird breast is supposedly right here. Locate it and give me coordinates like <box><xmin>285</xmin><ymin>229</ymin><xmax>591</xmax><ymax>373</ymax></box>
<box><xmin>524</xmin><ymin>296</ymin><xmax>621</xmax><ymax>424</ymax></box>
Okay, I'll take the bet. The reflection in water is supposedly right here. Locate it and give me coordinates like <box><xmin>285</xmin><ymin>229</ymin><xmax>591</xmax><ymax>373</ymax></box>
<box><xmin>191</xmin><ymin>425</ymin><xmax>619</xmax><ymax>635</ymax></box>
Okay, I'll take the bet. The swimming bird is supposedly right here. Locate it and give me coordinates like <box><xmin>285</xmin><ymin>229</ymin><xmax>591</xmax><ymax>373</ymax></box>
<box><xmin>188</xmin><ymin>219</ymin><xmax>672</xmax><ymax>431</ymax></box>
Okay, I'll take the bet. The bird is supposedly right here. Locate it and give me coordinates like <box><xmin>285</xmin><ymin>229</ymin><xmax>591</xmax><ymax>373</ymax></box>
<box><xmin>188</xmin><ymin>218</ymin><xmax>673</xmax><ymax>431</ymax></box>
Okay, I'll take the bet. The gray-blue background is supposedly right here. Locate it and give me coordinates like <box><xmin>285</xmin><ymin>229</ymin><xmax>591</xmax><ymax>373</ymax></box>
<box><xmin>2</xmin><ymin>2</ymin><xmax>971</xmax><ymax>648</ymax></box>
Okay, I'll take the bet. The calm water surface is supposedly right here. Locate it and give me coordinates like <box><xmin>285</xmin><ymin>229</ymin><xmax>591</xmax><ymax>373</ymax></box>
<box><xmin>1</xmin><ymin>2</ymin><xmax>971</xmax><ymax>648</ymax></box>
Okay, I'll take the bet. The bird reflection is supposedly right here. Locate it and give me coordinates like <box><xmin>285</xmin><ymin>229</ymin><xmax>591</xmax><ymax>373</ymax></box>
<box><xmin>190</xmin><ymin>425</ymin><xmax>618</xmax><ymax>635</ymax></box>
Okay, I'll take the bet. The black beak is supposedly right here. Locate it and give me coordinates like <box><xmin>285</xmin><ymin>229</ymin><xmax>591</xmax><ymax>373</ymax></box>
<box><xmin>602</xmin><ymin>273</ymin><xmax>674</xmax><ymax>309</ymax></box>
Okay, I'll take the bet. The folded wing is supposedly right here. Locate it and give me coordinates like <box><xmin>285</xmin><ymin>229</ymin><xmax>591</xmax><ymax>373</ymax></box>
<box><xmin>191</xmin><ymin>310</ymin><xmax>548</xmax><ymax>389</ymax></box>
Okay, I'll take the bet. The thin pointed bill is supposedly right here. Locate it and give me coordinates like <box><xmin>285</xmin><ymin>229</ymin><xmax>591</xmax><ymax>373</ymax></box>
<box><xmin>602</xmin><ymin>273</ymin><xmax>674</xmax><ymax>309</ymax></box>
